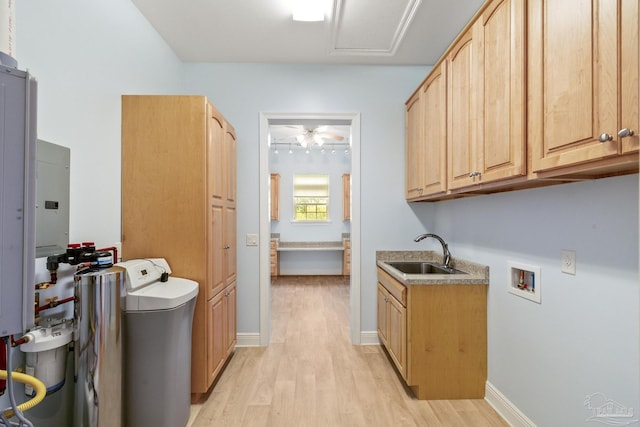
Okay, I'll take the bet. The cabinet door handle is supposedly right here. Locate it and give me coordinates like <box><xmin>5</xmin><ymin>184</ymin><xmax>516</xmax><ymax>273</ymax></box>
<box><xmin>224</xmin><ymin>245</ymin><xmax>231</xmax><ymax>249</ymax></box>
<box><xmin>599</xmin><ymin>133</ymin><xmax>614</xmax><ymax>142</ymax></box>
<box><xmin>618</xmin><ymin>128</ymin><xmax>635</xmax><ymax>139</ymax></box>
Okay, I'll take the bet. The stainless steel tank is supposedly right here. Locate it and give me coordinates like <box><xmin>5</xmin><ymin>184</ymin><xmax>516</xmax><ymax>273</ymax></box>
<box><xmin>73</xmin><ymin>266</ymin><xmax>125</xmax><ymax>427</ymax></box>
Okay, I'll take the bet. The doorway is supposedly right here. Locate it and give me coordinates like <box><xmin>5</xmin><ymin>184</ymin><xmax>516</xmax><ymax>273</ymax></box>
<box><xmin>259</xmin><ymin>112</ymin><xmax>361</xmax><ymax>346</ymax></box>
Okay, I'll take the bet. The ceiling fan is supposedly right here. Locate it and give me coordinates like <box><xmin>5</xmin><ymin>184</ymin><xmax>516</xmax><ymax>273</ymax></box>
<box><xmin>276</xmin><ymin>125</ymin><xmax>345</xmax><ymax>148</ymax></box>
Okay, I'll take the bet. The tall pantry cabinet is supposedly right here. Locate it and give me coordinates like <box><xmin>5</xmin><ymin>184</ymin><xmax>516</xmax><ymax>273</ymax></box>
<box><xmin>121</xmin><ymin>95</ymin><xmax>237</xmax><ymax>399</ymax></box>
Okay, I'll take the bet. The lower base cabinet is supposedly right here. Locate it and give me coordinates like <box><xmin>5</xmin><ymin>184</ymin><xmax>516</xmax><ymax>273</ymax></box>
<box><xmin>204</xmin><ymin>281</ymin><xmax>237</xmax><ymax>398</ymax></box>
<box><xmin>377</xmin><ymin>268</ymin><xmax>487</xmax><ymax>399</ymax></box>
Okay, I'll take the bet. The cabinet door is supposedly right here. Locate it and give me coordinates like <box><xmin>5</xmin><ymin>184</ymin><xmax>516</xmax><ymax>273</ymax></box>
<box><xmin>377</xmin><ymin>284</ymin><xmax>389</xmax><ymax>346</ymax></box>
<box><xmin>208</xmin><ymin>291</ymin><xmax>225</xmax><ymax>384</ymax></box>
<box><xmin>447</xmin><ymin>27</ymin><xmax>478</xmax><ymax>190</ymax></box>
<box><xmin>224</xmin><ymin>205</ymin><xmax>237</xmax><ymax>285</ymax></box>
<box><xmin>477</xmin><ymin>0</ymin><xmax>526</xmax><ymax>183</ymax></box>
<box><xmin>225</xmin><ymin>125</ymin><xmax>237</xmax><ymax>204</ymax></box>
<box><xmin>342</xmin><ymin>174</ymin><xmax>350</xmax><ymax>220</ymax></box>
<box><xmin>405</xmin><ymin>90</ymin><xmax>424</xmax><ymax>199</ymax></box>
<box><xmin>529</xmin><ymin>0</ymin><xmax>618</xmax><ymax>172</ymax></box>
<box><xmin>621</xmin><ymin>0</ymin><xmax>639</xmax><ymax>154</ymax></box>
<box><xmin>225</xmin><ymin>282</ymin><xmax>237</xmax><ymax>355</ymax></box>
<box><xmin>210</xmin><ymin>205</ymin><xmax>224</xmax><ymax>299</ymax></box>
<box><xmin>208</xmin><ymin>104</ymin><xmax>225</xmax><ymax>204</ymax></box>
<box><xmin>343</xmin><ymin>240</ymin><xmax>350</xmax><ymax>276</ymax></box>
<box><xmin>270</xmin><ymin>174</ymin><xmax>280</xmax><ymax>220</ymax></box>
<box><xmin>270</xmin><ymin>240</ymin><xmax>278</xmax><ymax>276</ymax></box>
<box><xmin>422</xmin><ymin>62</ymin><xmax>448</xmax><ymax>196</ymax></box>
<box><xmin>387</xmin><ymin>294</ymin><xmax>407</xmax><ymax>379</ymax></box>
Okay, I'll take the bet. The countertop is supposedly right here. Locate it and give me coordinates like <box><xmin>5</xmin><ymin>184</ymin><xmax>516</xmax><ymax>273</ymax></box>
<box><xmin>271</xmin><ymin>233</ymin><xmax>349</xmax><ymax>251</ymax></box>
<box><xmin>376</xmin><ymin>250</ymin><xmax>489</xmax><ymax>285</ymax></box>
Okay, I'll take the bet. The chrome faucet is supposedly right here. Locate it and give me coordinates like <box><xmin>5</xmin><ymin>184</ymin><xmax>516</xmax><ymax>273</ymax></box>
<box><xmin>414</xmin><ymin>233</ymin><xmax>452</xmax><ymax>268</ymax></box>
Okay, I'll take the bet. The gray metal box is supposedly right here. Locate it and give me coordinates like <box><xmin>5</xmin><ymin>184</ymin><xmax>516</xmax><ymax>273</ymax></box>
<box><xmin>36</xmin><ymin>139</ymin><xmax>70</xmax><ymax>258</ymax></box>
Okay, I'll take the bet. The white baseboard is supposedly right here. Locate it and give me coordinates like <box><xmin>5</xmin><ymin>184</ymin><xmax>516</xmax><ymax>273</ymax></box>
<box><xmin>485</xmin><ymin>381</ymin><xmax>536</xmax><ymax>427</ymax></box>
<box><xmin>360</xmin><ymin>330</ymin><xmax>380</xmax><ymax>345</ymax></box>
<box><xmin>235</xmin><ymin>333</ymin><xmax>261</xmax><ymax>347</ymax></box>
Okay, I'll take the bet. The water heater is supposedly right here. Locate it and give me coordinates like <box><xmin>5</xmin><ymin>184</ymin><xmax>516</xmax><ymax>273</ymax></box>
<box><xmin>0</xmin><ymin>63</ymin><xmax>37</xmax><ymax>336</ymax></box>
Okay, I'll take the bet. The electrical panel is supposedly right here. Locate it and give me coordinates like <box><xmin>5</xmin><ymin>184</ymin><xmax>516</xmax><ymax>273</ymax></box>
<box><xmin>0</xmin><ymin>64</ymin><xmax>37</xmax><ymax>336</ymax></box>
<box><xmin>36</xmin><ymin>139</ymin><xmax>70</xmax><ymax>258</ymax></box>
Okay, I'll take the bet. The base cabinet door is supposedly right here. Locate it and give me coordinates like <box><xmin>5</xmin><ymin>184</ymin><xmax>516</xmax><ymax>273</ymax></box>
<box><xmin>377</xmin><ymin>282</ymin><xmax>407</xmax><ymax>379</ymax></box>
<box><xmin>377</xmin><ymin>284</ymin><xmax>389</xmax><ymax>346</ymax></box>
<box><xmin>387</xmin><ymin>293</ymin><xmax>407</xmax><ymax>379</ymax></box>
<box><xmin>225</xmin><ymin>282</ymin><xmax>237</xmax><ymax>355</ymax></box>
<box><xmin>207</xmin><ymin>291</ymin><xmax>225</xmax><ymax>385</ymax></box>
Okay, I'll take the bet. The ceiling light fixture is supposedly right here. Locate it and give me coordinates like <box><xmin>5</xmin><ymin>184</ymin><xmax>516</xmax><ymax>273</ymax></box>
<box><xmin>296</xmin><ymin>133</ymin><xmax>325</xmax><ymax>148</ymax></box>
<box><xmin>292</xmin><ymin>0</ymin><xmax>325</xmax><ymax>22</ymax></box>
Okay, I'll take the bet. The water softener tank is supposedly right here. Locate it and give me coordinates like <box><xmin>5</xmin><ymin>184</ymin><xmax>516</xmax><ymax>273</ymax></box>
<box><xmin>73</xmin><ymin>266</ymin><xmax>125</xmax><ymax>427</ymax></box>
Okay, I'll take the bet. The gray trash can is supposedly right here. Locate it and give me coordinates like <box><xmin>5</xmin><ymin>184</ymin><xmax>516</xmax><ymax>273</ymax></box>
<box><xmin>118</xmin><ymin>259</ymin><xmax>198</xmax><ymax>427</ymax></box>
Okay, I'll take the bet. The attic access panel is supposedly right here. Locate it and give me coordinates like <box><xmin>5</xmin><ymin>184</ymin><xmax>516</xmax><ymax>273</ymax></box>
<box><xmin>330</xmin><ymin>0</ymin><xmax>422</xmax><ymax>55</ymax></box>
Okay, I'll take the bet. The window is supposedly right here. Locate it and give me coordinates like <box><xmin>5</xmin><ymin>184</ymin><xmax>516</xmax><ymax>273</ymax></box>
<box><xmin>293</xmin><ymin>174</ymin><xmax>329</xmax><ymax>221</ymax></box>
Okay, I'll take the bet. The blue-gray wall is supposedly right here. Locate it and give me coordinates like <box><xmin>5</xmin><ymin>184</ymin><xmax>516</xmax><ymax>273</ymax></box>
<box><xmin>7</xmin><ymin>1</ymin><xmax>639</xmax><ymax>425</ymax></box>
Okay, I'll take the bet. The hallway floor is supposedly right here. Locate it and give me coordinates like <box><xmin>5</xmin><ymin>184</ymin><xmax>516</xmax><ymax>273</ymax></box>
<box><xmin>189</xmin><ymin>275</ymin><xmax>507</xmax><ymax>426</ymax></box>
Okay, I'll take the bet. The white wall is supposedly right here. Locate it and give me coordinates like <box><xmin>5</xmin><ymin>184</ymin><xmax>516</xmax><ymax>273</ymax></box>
<box><xmin>427</xmin><ymin>174</ymin><xmax>639</xmax><ymax>426</ymax></box>
<box><xmin>183</xmin><ymin>63</ymin><xmax>432</xmax><ymax>333</ymax></box>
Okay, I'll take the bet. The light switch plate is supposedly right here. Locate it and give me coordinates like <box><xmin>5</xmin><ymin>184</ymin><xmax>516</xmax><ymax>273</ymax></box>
<box><xmin>561</xmin><ymin>250</ymin><xmax>576</xmax><ymax>275</ymax></box>
<box><xmin>246</xmin><ymin>234</ymin><xmax>258</xmax><ymax>246</ymax></box>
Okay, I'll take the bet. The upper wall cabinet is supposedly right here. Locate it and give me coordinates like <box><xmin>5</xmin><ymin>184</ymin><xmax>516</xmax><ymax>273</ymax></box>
<box><xmin>422</xmin><ymin>63</ymin><xmax>448</xmax><ymax>196</ymax></box>
<box><xmin>476</xmin><ymin>0</ymin><xmax>526</xmax><ymax>184</ymax></box>
<box><xmin>620</xmin><ymin>0</ymin><xmax>639</xmax><ymax>155</ymax></box>
<box><xmin>405</xmin><ymin>89</ymin><xmax>424</xmax><ymax>199</ymax></box>
<box><xmin>406</xmin><ymin>0</ymin><xmax>638</xmax><ymax>201</ymax></box>
<box><xmin>405</xmin><ymin>62</ymin><xmax>447</xmax><ymax>199</ymax></box>
<box><xmin>528</xmin><ymin>0</ymin><xmax>639</xmax><ymax>175</ymax></box>
<box><xmin>448</xmin><ymin>0</ymin><xmax>526</xmax><ymax>191</ymax></box>
<box><xmin>447</xmin><ymin>25</ymin><xmax>478</xmax><ymax>190</ymax></box>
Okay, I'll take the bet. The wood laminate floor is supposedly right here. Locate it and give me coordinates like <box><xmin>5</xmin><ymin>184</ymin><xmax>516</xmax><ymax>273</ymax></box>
<box><xmin>190</xmin><ymin>275</ymin><xmax>508</xmax><ymax>427</ymax></box>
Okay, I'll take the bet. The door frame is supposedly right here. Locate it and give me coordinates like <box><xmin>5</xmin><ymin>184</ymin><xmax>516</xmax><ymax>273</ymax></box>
<box><xmin>259</xmin><ymin>111</ymin><xmax>361</xmax><ymax>345</ymax></box>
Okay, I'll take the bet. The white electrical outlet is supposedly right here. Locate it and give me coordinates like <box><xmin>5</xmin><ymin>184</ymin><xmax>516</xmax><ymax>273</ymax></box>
<box><xmin>561</xmin><ymin>249</ymin><xmax>576</xmax><ymax>275</ymax></box>
<box><xmin>246</xmin><ymin>234</ymin><xmax>258</xmax><ymax>246</ymax></box>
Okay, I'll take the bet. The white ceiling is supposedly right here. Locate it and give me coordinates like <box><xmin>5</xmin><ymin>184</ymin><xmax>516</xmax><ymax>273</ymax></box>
<box><xmin>130</xmin><ymin>0</ymin><xmax>485</xmax><ymax>65</ymax></box>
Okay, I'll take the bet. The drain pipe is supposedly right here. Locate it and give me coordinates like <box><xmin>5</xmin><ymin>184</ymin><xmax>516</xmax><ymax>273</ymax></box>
<box><xmin>0</xmin><ymin>0</ymin><xmax>17</xmax><ymax>68</ymax></box>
